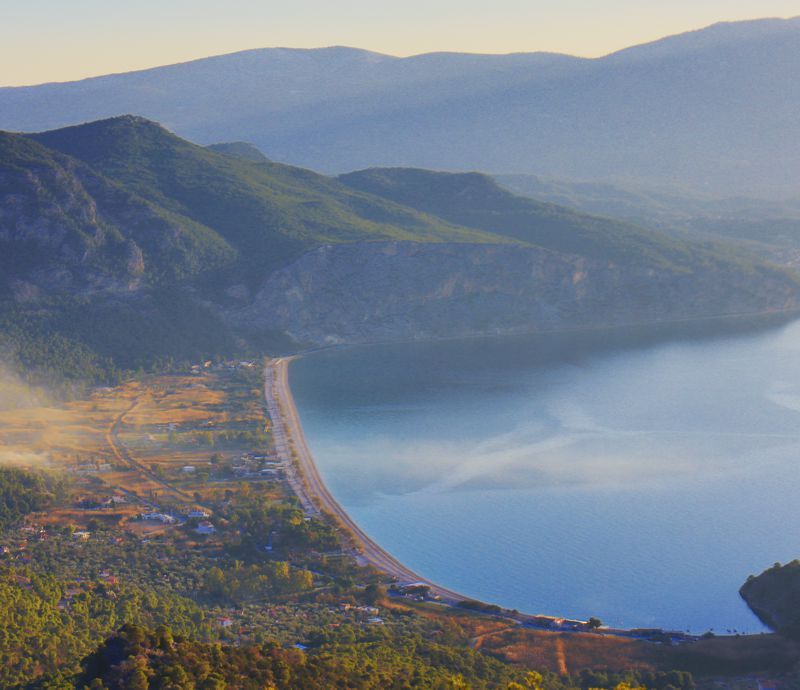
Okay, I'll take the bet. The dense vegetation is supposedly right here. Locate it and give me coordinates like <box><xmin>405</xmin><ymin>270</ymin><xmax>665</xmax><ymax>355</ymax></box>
<box><xmin>0</xmin><ymin>468</ymin><xmax>66</xmax><ymax>527</ymax></box>
<box><xmin>0</xmin><ymin>308</ymin><xmax>123</xmax><ymax>393</ymax></box>
<box><xmin>39</xmin><ymin>624</ymin><xmax>538</xmax><ymax>690</ymax></box>
<box><xmin>0</xmin><ymin>569</ymin><xmax>207</xmax><ymax>688</ymax></box>
<box><xmin>0</xmin><ymin>289</ymin><xmax>243</xmax><ymax>395</ymax></box>
<box><xmin>338</xmin><ymin>168</ymin><xmax>772</xmax><ymax>274</ymax></box>
<box><xmin>32</xmin><ymin>623</ymin><xmax>700</xmax><ymax>690</ymax></box>
<box><xmin>3</xmin><ymin>116</ymin><xmax>799</xmax><ymax>392</ymax></box>
<box><xmin>30</xmin><ymin>116</ymin><xmax>496</xmax><ymax>284</ymax></box>
<box><xmin>740</xmin><ymin>560</ymin><xmax>800</xmax><ymax>639</ymax></box>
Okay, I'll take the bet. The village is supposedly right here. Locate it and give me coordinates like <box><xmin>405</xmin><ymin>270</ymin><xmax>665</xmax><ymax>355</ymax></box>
<box><xmin>0</xmin><ymin>359</ymin><xmax>417</xmax><ymax>654</ymax></box>
<box><xmin>0</xmin><ymin>361</ymin><xmax>786</xmax><ymax>689</ymax></box>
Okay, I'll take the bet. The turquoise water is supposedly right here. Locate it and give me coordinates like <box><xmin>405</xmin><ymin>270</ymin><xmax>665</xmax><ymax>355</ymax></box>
<box><xmin>290</xmin><ymin>319</ymin><xmax>800</xmax><ymax>633</ymax></box>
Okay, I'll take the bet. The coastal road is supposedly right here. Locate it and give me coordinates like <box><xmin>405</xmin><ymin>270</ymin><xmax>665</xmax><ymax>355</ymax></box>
<box><xmin>262</xmin><ymin>358</ymin><xmax>701</xmax><ymax>642</ymax></box>
<box><xmin>265</xmin><ymin>357</ymin><xmax>468</xmax><ymax>602</ymax></box>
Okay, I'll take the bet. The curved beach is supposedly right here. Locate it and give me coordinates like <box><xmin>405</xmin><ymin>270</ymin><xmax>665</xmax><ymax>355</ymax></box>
<box><xmin>264</xmin><ymin>356</ymin><xmax>468</xmax><ymax>603</ymax></box>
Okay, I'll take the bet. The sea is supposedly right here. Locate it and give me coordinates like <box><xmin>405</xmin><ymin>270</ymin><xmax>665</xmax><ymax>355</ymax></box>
<box><xmin>290</xmin><ymin>316</ymin><xmax>800</xmax><ymax>633</ymax></box>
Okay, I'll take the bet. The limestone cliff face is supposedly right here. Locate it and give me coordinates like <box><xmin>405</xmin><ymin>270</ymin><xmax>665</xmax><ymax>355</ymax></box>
<box><xmin>0</xmin><ymin>132</ymin><xmax>236</xmax><ymax>299</ymax></box>
<box><xmin>237</xmin><ymin>241</ymin><xmax>800</xmax><ymax>345</ymax></box>
<box><xmin>0</xmin><ymin>157</ymin><xmax>148</xmax><ymax>294</ymax></box>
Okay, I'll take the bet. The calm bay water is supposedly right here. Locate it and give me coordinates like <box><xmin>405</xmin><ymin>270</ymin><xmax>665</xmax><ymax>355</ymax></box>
<box><xmin>290</xmin><ymin>318</ymin><xmax>800</xmax><ymax>633</ymax></box>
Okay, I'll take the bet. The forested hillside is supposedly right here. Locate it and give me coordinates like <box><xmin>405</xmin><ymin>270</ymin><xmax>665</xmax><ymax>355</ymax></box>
<box><xmin>2</xmin><ymin>116</ymin><xmax>799</xmax><ymax>391</ymax></box>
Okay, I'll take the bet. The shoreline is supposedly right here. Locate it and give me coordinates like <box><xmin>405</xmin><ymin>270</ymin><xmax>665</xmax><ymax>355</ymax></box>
<box><xmin>281</xmin><ymin>307</ymin><xmax>800</xmax><ymax>359</ymax></box>
<box><xmin>265</xmin><ymin>356</ymin><xmax>468</xmax><ymax>603</ymax></box>
<box><xmin>263</xmin><ymin>355</ymin><xmax>705</xmax><ymax>642</ymax></box>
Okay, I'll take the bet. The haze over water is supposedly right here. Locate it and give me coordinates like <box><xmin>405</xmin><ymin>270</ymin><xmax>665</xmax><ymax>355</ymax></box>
<box><xmin>291</xmin><ymin>318</ymin><xmax>800</xmax><ymax>633</ymax></box>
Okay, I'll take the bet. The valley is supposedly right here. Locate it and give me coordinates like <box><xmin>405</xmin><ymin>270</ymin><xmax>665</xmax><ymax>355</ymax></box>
<box><xmin>3</xmin><ymin>14</ymin><xmax>800</xmax><ymax>684</ymax></box>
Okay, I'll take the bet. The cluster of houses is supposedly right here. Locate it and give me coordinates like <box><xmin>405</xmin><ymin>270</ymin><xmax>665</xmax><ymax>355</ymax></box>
<box><xmin>69</xmin><ymin>461</ymin><xmax>113</xmax><ymax>474</ymax></box>
<box><xmin>339</xmin><ymin>603</ymin><xmax>384</xmax><ymax>624</ymax></box>
<box><xmin>137</xmin><ymin>507</ymin><xmax>214</xmax><ymax>530</ymax></box>
<box><xmin>139</xmin><ymin>512</ymin><xmax>178</xmax><ymax>525</ymax></box>
<box><xmin>57</xmin><ymin>572</ymin><xmax>120</xmax><ymax>611</ymax></box>
<box><xmin>80</xmin><ymin>494</ymin><xmax>128</xmax><ymax>511</ymax></box>
<box><xmin>1</xmin><ymin>525</ymin><xmax>50</xmax><ymax>558</ymax></box>
<box><xmin>1</xmin><ymin>525</ymin><xmax>119</xmax><ymax>557</ymax></box>
<box><xmin>190</xmin><ymin>360</ymin><xmax>257</xmax><ymax>375</ymax></box>
<box><xmin>229</xmin><ymin>452</ymin><xmax>284</xmax><ymax>480</ymax></box>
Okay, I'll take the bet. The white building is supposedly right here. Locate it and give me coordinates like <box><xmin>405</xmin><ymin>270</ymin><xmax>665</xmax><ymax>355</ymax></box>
<box><xmin>196</xmin><ymin>521</ymin><xmax>216</xmax><ymax>535</ymax></box>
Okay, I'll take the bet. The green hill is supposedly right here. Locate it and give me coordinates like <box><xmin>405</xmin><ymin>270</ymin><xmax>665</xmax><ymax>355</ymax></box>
<box><xmin>31</xmin><ymin>117</ymin><xmax>499</xmax><ymax>284</ymax></box>
<box><xmin>338</xmin><ymin>167</ymin><xmax>748</xmax><ymax>271</ymax></box>
<box><xmin>0</xmin><ymin>130</ymin><xmax>235</xmax><ymax>292</ymax></box>
<box><xmin>206</xmin><ymin>141</ymin><xmax>271</xmax><ymax>163</ymax></box>
<box><xmin>740</xmin><ymin>561</ymin><xmax>800</xmax><ymax>638</ymax></box>
<box><xmin>0</xmin><ymin>117</ymin><xmax>502</xmax><ymax>390</ymax></box>
<box><xmin>1</xmin><ymin>116</ymin><xmax>798</xmax><ymax>391</ymax></box>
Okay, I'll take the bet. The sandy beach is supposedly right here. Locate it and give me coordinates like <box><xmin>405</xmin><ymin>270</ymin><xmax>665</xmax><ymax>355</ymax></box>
<box><xmin>264</xmin><ymin>356</ymin><xmax>468</xmax><ymax>602</ymax></box>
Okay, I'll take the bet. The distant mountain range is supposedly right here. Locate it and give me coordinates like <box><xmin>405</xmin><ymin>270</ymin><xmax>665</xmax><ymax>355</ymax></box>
<box><xmin>1</xmin><ymin>116</ymin><xmax>798</xmax><ymax>387</ymax></box>
<box><xmin>1</xmin><ymin>18</ymin><xmax>799</xmax><ymax>197</ymax></box>
<box><xmin>496</xmin><ymin>174</ymin><xmax>800</xmax><ymax>269</ymax></box>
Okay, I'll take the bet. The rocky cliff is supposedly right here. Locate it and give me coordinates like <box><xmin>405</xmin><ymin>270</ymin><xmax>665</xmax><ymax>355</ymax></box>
<box><xmin>236</xmin><ymin>241</ymin><xmax>800</xmax><ymax>346</ymax></box>
<box><xmin>0</xmin><ymin>131</ymin><xmax>235</xmax><ymax>299</ymax></box>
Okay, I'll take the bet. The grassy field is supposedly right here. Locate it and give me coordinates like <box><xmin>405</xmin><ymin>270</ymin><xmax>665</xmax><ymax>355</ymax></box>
<box><xmin>0</xmin><ymin>363</ymin><xmax>281</xmax><ymax>530</ymax></box>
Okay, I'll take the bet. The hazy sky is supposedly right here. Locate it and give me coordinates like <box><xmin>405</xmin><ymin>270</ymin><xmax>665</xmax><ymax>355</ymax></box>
<box><xmin>2</xmin><ymin>0</ymin><xmax>798</xmax><ymax>86</ymax></box>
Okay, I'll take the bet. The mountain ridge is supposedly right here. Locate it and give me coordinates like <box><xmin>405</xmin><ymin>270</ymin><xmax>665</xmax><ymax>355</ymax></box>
<box><xmin>28</xmin><ymin>116</ymin><xmax>503</xmax><ymax>283</ymax></box>
<box><xmin>4</xmin><ymin>16</ymin><xmax>800</xmax><ymax>90</ymax></box>
<box><xmin>2</xmin><ymin>18</ymin><xmax>800</xmax><ymax>196</ymax></box>
<box><xmin>2</xmin><ymin>115</ymin><xmax>800</xmax><ymax>388</ymax></box>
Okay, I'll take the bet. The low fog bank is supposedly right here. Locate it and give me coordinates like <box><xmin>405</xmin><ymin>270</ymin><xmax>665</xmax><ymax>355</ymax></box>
<box><xmin>0</xmin><ymin>364</ymin><xmax>51</xmax><ymax>411</ymax></box>
<box><xmin>0</xmin><ymin>449</ymin><xmax>50</xmax><ymax>467</ymax></box>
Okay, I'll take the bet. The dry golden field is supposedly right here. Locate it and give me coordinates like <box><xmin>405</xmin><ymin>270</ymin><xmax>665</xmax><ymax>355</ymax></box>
<box><xmin>0</xmin><ymin>367</ymin><xmax>279</xmax><ymax>529</ymax></box>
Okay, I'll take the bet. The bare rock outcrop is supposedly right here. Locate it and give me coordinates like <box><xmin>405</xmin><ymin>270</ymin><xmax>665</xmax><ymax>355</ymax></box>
<box><xmin>236</xmin><ymin>241</ymin><xmax>800</xmax><ymax>346</ymax></box>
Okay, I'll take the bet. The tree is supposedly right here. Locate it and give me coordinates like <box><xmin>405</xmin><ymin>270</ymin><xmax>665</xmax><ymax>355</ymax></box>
<box><xmin>587</xmin><ymin>617</ymin><xmax>603</xmax><ymax>630</ymax></box>
<box><xmin>363</xmin><ymin>583</ymin><xmax>386</xmax><ymax>605</ymax></box>
<box><xmin>200</xmin><ymin>674</ymin><xmax>227</xmax><ymax>690</ymax></box>
<box><xmin>128</xmin><ymin>668</ymin><xmax>149</xmax><ymax>690</ymax></box>
<box><xmin>525</xmin><ymin>671</ymin><xmax>544</xmax><ymax>690</ymax></box>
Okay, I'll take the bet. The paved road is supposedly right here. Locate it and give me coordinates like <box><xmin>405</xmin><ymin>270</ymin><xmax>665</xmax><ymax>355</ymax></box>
<box><xmin>262</xmin><ymin>358</ymin><xmax>703</xmax><ymax>643</ymax></box>
<box><xmin>265</xmin><ymin>357</ymin><xmax>467</xmax><ymax>602</ymax></box>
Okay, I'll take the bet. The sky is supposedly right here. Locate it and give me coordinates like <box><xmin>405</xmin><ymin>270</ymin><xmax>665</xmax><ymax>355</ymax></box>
<box><xmin>2</xmin><ymin>0</ymin><xmax>799</xmax><ymax>87</ymax></box>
